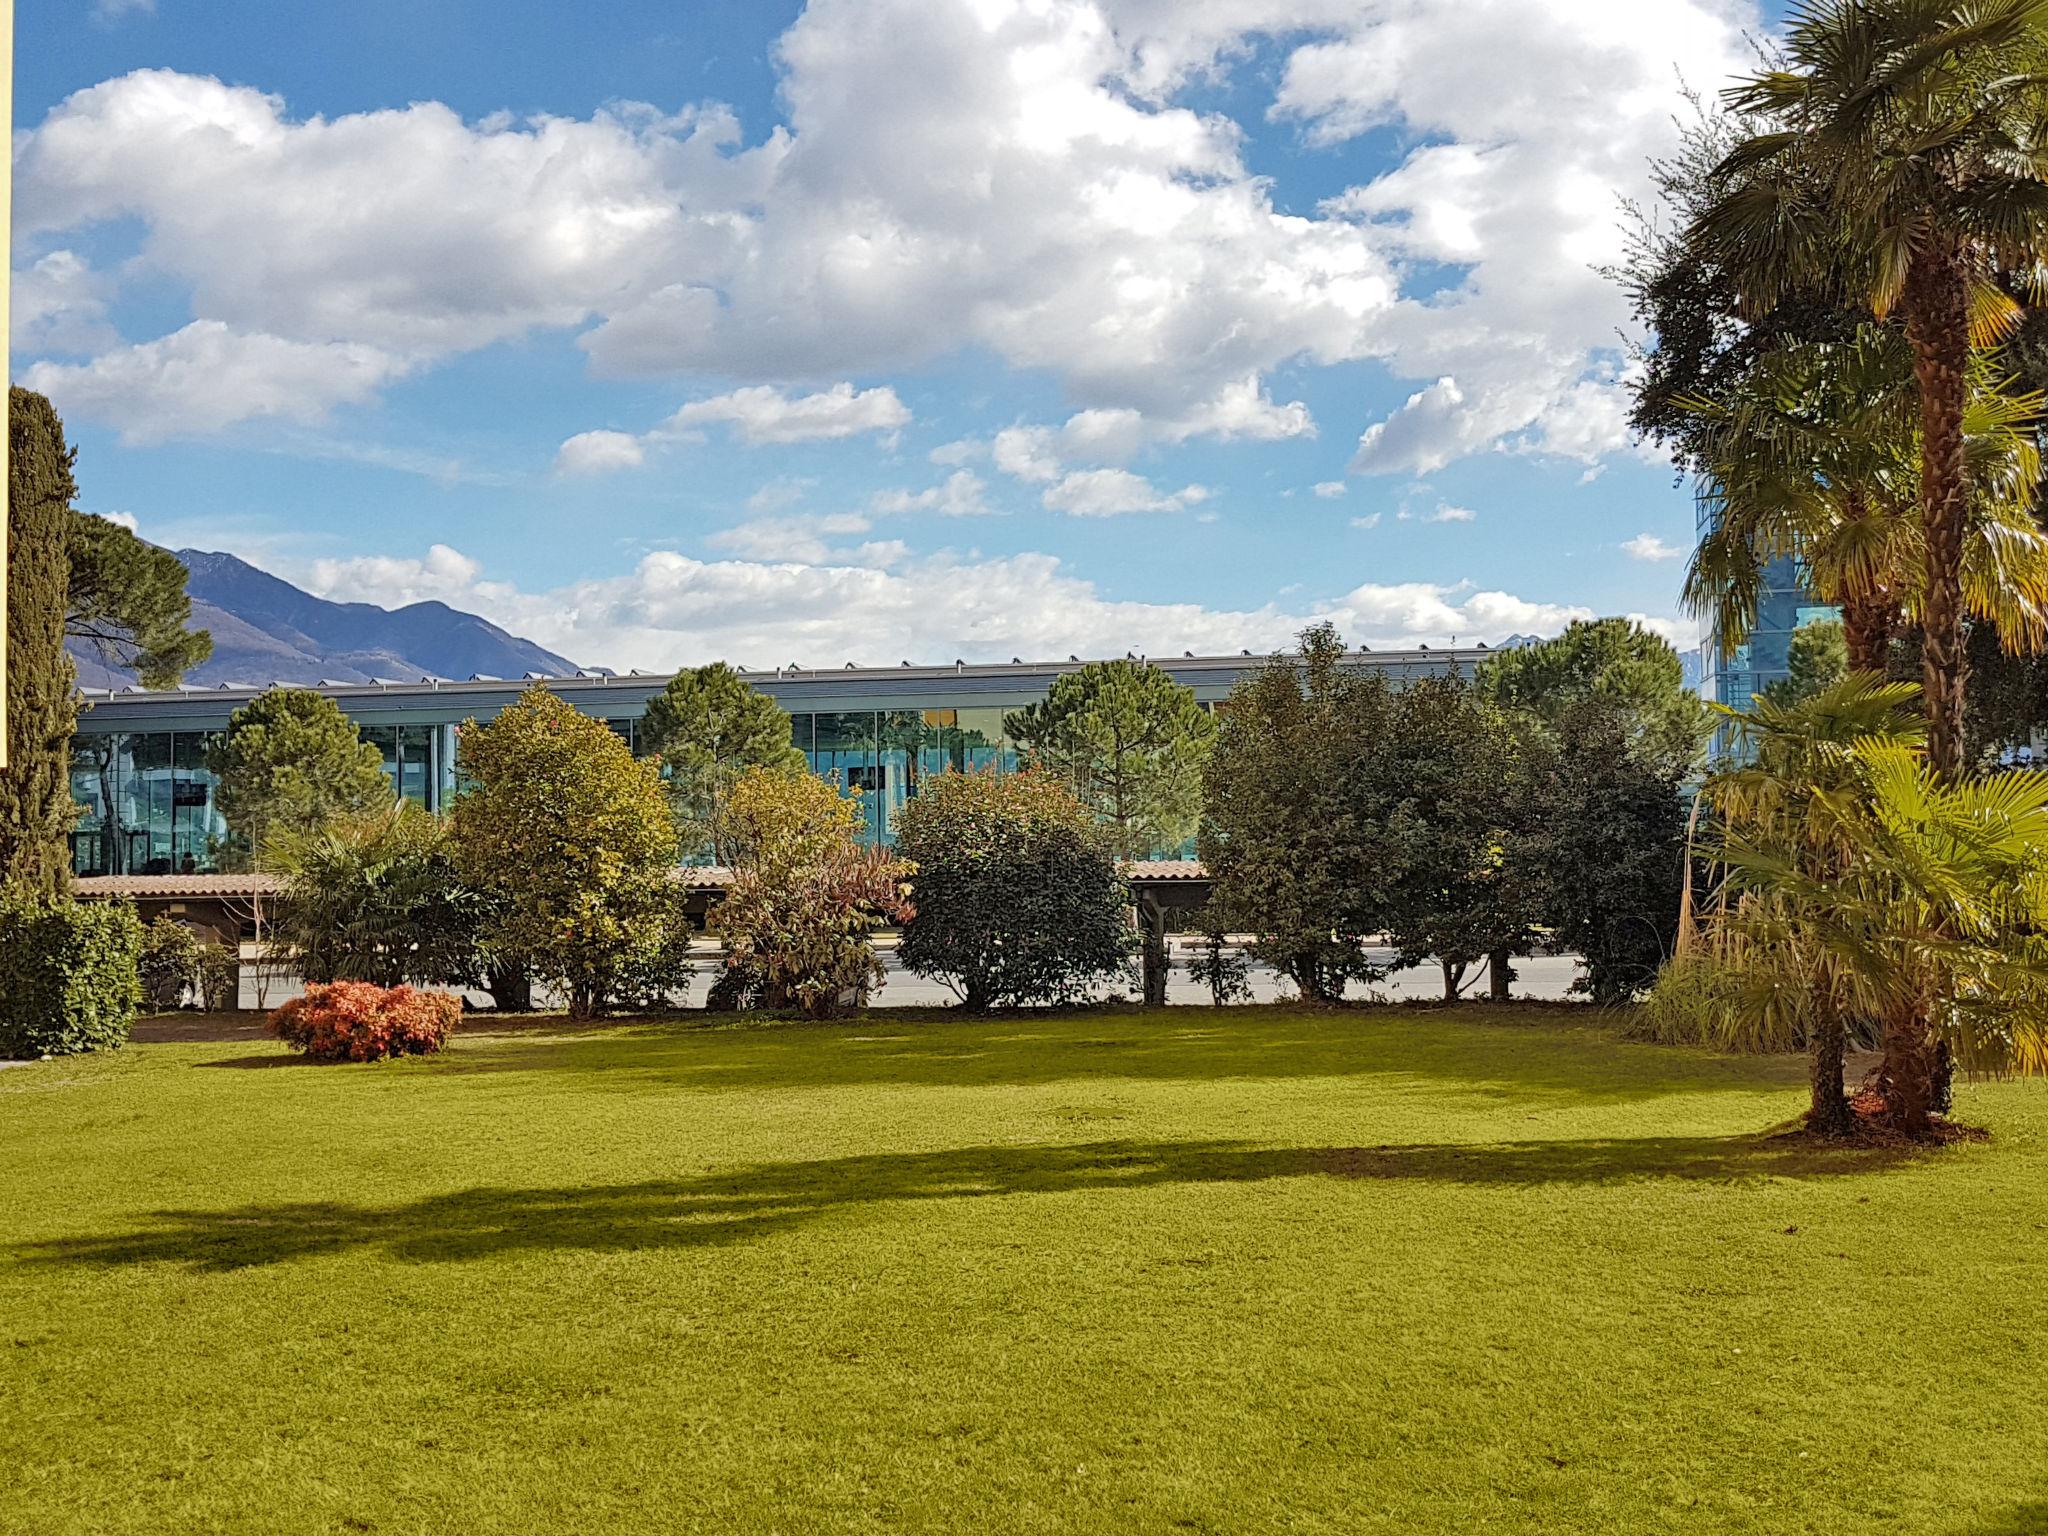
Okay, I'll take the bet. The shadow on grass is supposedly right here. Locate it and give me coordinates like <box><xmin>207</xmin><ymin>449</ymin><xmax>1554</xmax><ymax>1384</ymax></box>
<box><xmin>424</xmin><ymin>1008</ymin><xmax>1808</xmax><ymax>1106</ymax></box>
<box><xmin>13</xmin><ymin>1134</ymin><xmax>1915</xmax><ymax>1273</ymax></box>
<box><xmin>1961</xmin><ymin>1503</ymin><xmax>2048</xmax><ymax>1536</ymax></box>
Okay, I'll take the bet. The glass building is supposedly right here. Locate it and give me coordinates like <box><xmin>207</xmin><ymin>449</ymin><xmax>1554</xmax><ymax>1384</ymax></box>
<box><xmin>67</xmin><ymin>648</ymin><xmax>1485</xmax><ymax>876</ymax></box>
<box><xmin>1697</xmin><ymin>491</ymin><xmax>1840</xmax><ymax>711</ymax></box>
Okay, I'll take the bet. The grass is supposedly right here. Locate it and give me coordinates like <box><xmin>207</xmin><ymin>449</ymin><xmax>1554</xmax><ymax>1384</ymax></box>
<box><xmin>3</xmin><ymin>1005</ymin><xmax>2046</xmax><ymax>1536</ymax></box>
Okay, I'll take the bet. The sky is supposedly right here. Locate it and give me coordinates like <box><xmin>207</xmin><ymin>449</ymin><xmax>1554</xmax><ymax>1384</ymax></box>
<box><xmin>10</xmin><ymin>0</ymin><xmax>1774</xmax><ymax>672</ymax></box>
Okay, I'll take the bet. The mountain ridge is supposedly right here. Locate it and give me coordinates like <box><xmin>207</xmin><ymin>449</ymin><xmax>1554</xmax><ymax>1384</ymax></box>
<box><xmin>68</xmin><ymin>548</ymin><xmax>580</xmax><ymax>690</ymax></box>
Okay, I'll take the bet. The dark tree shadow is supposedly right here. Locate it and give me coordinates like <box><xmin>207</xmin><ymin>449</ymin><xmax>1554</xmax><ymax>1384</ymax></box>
<box><xmin>12</xmin><ymin>1134</ymin><xmax>1918</xmax><ymax>1274</ymax></box>
<box><xmin>1961</xmin><ymin>1502</ymin><xmax>2048</xmax><ymax>1536</ymax></box>
<box><xmin>422</xmin><ymin>1008</ymin><xmax>1811</xmax><ymax>1106</ymax></box>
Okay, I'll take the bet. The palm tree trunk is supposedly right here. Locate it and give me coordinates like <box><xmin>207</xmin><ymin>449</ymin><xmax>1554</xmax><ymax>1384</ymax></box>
<box><xmin>1840</xmin><ymin>587</ymin><xmax>1897</xmax><ymax>676</ymax></box>
<box><xmin>1903</xmin><ymin>247</ymin><xmax>1973</xmax><ymax>780</ymax></box>
<box><xmin>1876</xmin><ymin>997</ymin><xmax>1939</xmax><ymax>1140</ymax></box>
<box><xmin>1807</xmin><ymin>1014</ymin><xmax>1854</xmax><ymax>1137</ymax></box>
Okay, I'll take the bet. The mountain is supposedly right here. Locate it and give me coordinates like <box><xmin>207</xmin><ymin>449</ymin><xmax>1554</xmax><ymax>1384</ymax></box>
<box><xmin>69</xmin><ymin>548</ymin><xmax>580</xmax><ymax>689</ymax></box>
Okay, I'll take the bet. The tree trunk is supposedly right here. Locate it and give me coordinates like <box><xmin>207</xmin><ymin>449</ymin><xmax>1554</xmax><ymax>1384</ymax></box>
<box><xmin>484</xmin><ymin>963</ymin><xmax>531</xmax><ymax>1013</ymax></box>
<box><xmin>1806</xmin><ymin>1014</ymin><xmax>1855</xmax><ymax>1138</ymax></box>
<box><xmin>1292</xmin><ymin>954</ymin><xmax>1327</xmax><ymax>1005</ymax></box>
<box><xmin>1903</xmin><ymin>247</ymin><xmax>1973</xmax><ymax>781</ymax></box>
<box><xmin>1488</xmin><ymin>948</ymin><xmax>1512</xmax><ymax>1003</ymax></box>
<box><xmin>1840</xmin><ymin>586</ymin><xmax>1899</xmax><ymax>676</ymax></box>
<box><xmin>1140</xmin><ymin>899</ymin><xmax>1169</xmax><ymax>1007</ymax></box>
<box><xmin>568</xmin><ymin>982</ymin><xmax>597</xmax><ymax>1022</ymax></box>
<box><xmin>1441</xmin><ymin>958</ymin><xmax>1461</xmax><ymax>1003</ymax></box>
<box><xmin>1875</xmin><ymin>998</ymin><xmax>1939</xmax><ymax>1140</ymax></box>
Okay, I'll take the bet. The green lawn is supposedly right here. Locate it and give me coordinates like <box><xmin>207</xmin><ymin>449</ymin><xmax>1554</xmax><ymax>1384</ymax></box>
<box><xmin>3</xmin><ymin>1006</ymin><xmax>2046</xmax><ymax>1536</ymax></box>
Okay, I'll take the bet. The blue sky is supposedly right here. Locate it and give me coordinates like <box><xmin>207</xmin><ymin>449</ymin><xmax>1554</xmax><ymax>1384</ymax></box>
<box><xmin>11</xmin><ymin>0</ymin><xmax>1770</xmax><ymax>670</ymax></box>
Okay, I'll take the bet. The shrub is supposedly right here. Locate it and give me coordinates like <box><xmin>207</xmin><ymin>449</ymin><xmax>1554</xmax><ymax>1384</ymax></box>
<box><xmin>894</xmin><ymin>770</ymin><xmax>1130</xmax><ymax>1009</ymax></box>
<box><xmin>0</xmin><ymin>895</ymin><xmax>143</xmax><ymax>1057</ymax></box>
<box><xmin>139</xmin><ymin>915</ymin><xmax>242</xmax><ymax>1012</ymax></box>
<box><xmin>139</xmin><ymin>915</ymin><xmax>205</xmax><ymax>1009</ymax></box>
<box><xmin>1186</xmin><ymin>927</ymin><xmax>1254</xmax><ymax>1006</ymax></box>
<box><xmin>713</xmin><ymin>767</ymin><xmax>913</xmax><ymax>1019</ymax></box>
<box><xmin>269</xmin><ymin>981</ymin><xmax>460</xmax><ymax>1063</ymax></box>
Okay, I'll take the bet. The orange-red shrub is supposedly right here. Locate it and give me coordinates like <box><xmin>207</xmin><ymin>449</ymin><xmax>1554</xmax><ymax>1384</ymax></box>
<box><xmin>268</xmin><ymin>981</ymin><xmax>459</xmax><ymax>1062</ymax></box>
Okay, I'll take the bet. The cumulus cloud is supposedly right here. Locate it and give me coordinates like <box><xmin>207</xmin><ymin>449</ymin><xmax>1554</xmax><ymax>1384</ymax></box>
<box><xmin>1623</xmin><ymin>532</ymin><xmax>1686</xmax><ymax>562</ymax></box>
<box><xmin>1350</xmin><ymin>513</ymin><xmax>1382</xmax><ymax>529</ymax></box>
<box><xmin>1042</xmin><ymin>468</ymin><xmax>1208</xmax><ymax>517</ymax></box>
<box><xmin>21</xmin><ymin>322</ymin><xmax>411</xmax><ymax>444</ymax></box>
<box><xmin>293</xmin><ymin>536</ymin><xmax>1622</xmax><ymax>672</ymax></box>
<box><xmin>11</xmin><ymin>0</ymin><xmax>1750</xmax><ymax>464</ymax></box>
<box><xmin>10</xmin><ymin>251</ymin><xmax>118</xmax><ymax>355</ymax></box>
<box><xmin>554</xmin><ymin>430</ymin><xmax>647</xmax><ymax>476</ymax></box>
<box><xmin>705</xmin><ymin>512</ymin><xmax>882</xmax><ymax>564</ymax></box>
<box><xmin>662</xmin><ymin>382</ymin><xmax>909</xmax><ymax>445</ymax></box>
<box><xmin>871</xmin><ymin>470</ymin><xmax>992</xmax><ymax>517</ymax></box>
<box><xmin>1313</xmin><ymin>480</ymin><xmax>1347</xmax><ymax>499</ymax></box>
<box><xmin>555</xmin><ymin>383</ymin><xmax>908</xmax><ymax>474</ymax></box>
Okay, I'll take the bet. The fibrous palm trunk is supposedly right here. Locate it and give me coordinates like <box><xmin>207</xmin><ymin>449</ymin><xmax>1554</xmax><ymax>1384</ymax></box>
<box><xmin>1903</xmin><ymin>247</ymin><xmax>1973</xmax><ymax>781</ymax></box>
<box><xmin>1876</xmin><ymin>996</ymin><xmax>1939</xmax><ymax>1140</ymax></box>
<box><xmin>1840</xmin><ymin>586</ymin><xmax>1898</xmax><ymax>676</ymax></box>
<box><xmin>1806</xmin><ymin>1013</ymin><xmax>1855</xmax><ymax>1137</ymax></box>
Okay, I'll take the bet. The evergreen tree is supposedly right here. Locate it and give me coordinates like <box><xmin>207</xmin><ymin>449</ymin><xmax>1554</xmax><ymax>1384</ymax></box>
<box><xmin>1475</xmin><ymin>618</ymin><xmax>1709</xmax><ymax>777</ymax></box>
<box><xmin>450</xmin><ymin>684</ymin><xmax>681</xmax><ymax>1019</ymax></box>
<box><xmin>206</xmin><ymin>688</ymin><xmax>393</xmax><ymax>867</ymax></box>
<box><xmin>2</xmin><ymin>389</ymin><xmax>81</xmax><ymax>896</ymax></box>
<box><xmin>1004</xmin><ymin>658</ymin><xmax>1214</xmax><ymax>859</ymax></box>
<box><xmin>1198</xmin><ymin>624</ymin><xmax>1392</xmax><ymax>1002</ymax></box>
<box><xmin>67</xmin><ymin>512</ymin><xmax>212</xmax><ymax>687</ymax></box>
<box><xmin>1761</xmin><ymin>620</ymin><xmax>1850</xmax><ymax>709</ymax></box>
<box><xmin>638</xmin><ymin>662</ymin><xmax>805</xmax><ymax>863</ymax></box>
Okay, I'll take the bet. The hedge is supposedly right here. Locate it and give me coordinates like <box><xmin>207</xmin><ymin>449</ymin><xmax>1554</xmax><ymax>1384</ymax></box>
<box><xmin>0</xmin><ymin>895</ymin><xmax>144</xmax><ymax>1058</ymax></box>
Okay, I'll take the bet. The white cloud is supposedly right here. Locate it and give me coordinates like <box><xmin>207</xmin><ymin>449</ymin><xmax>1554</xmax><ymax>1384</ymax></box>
<box><xmin>294</xmin><ymin>537</ymin><xmax>1620</xmax><ymax>672</ymax></box>
<box><xmin>992</xmin><ymin>426</ymin><xmax>1065</xmax><ymax>485</ymax></box>
<box><xmin>1623</xmin><ymin>532</ymin><xmax>1685</xmax><ymax>562</ymax></box>
<box><xmin>1313</xmin><ymin>480</ymin><xmax>1348</xmax><ymax>499</ymax></box>
<box><xmin>928</xmin><ymin>438</ymin><xmax>983</xmax><ymax>466</ymax></box>
<box><xmin>13</xmin><ymin>3</ymin><xmax>1754</xmax><ymax>468</ymax></box>
<box><xmin>661</xmin><ymin>382</ymin><xmax>909</xmax><ymax>445</ymax></box>
<box><xmin>555</xmin><ymin>383</ymin><xmax>907</xmax><ymax>475</ymax></box>
<box><xmin>1042</xmin><ymin>468</ymin><xmax>1208</xmax><ymax>517</ymax></box>
<box><xmin>21</xmin><ymin>321</ymin><xmax>411</xmax><ymax>444</ymax></box>
<box><xmin>705</xmin><ymin>512</ymin><xmax>877</xmax><ymax>564</ymax></box>
<box><xmin>98</xmin><ymin>510</ymin><xmax>141</xmax><ymax>532</ymax></box>
<box><xmin>746</xmin><ymin>478</ymin><xmax>815</xmax><ymax>515</ymax></box>
<box><xmin>871</xmin><ymin>469</ymin><xmax>992</xmax><ymax>517</ymax></box>
<box><xmin>92</xmin><ymin>0</ymin><xmax>153</xmax><ymax>20</ymax></box>
<box><xmin>10</xmin><ymin>251</ymin><xmax>118</xmax><ymax>355</ymax></box>
<box><xmin>554</xmin><ymin>430</ymin><xmax>647</xmax><ymax>477</ymax></box>
<box><xmin>1427</xmin><ymin>504</ymin><xmax>1476</xmax><ymax>524</ymax></box>
<box><xmin>1350</xmin><ymin>513</ymin><xmax>1381</xmax><ymax>530</ymax></box>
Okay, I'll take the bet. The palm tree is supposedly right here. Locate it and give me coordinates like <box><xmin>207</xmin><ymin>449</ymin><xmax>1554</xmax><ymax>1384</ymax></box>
<box><xmin>1711</xmin><ymin>678</ymin><xmax>2048</xmax><ymax>1138</ymax></box>
<box><xmin>1690</xmin><ymin>0</ymin><xmax>2048</xmax><ymax>776</ymax></box>
<box><xmin>1705</xmin><ymin>677</ymin><xmax>1929</xmax><ymax>1133</ymax></box>
<box><xmin>1688</xmin><ymin>326</ymin><xmax>2048</xmax><ymax>683</ymax></box>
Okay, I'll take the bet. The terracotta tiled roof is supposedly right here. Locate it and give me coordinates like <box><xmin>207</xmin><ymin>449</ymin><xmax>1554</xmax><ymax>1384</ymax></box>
<box><xmin>1121</xmin><ymin>860</ymin><xmax>1209</xmax><ymax>881</ymax></box>
<box><xmin>73</xmin><ymin>874</ymin><xmax>284</xmax><ymax>899</ymax></box>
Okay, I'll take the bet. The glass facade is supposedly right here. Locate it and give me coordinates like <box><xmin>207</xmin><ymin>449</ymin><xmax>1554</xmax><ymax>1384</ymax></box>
<box><xmin>69</xmin><ymin>732</ymin><xmax>228</xmax><ymax>877</ymax></box>
<box><xmin>69</xmin><ymin>726</ymin><xmax>443</xmax><ymax>877</ymax></box>
<box><xmin>787</xmin><ymin>707</ymin><xmax>1015</xmax><ymax>844</ymax></box>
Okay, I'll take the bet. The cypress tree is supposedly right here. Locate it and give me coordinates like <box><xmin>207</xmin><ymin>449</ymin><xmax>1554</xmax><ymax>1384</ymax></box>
<box><xmin>1</xmin><ymin>388</ymin><xmax>81</xmax><ymax>895</ymax></box>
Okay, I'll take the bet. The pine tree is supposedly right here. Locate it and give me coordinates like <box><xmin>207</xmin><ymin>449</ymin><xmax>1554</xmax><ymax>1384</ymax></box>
<box><xmin>1</xmin><ymin>389</ymin><xmax>82</xmax><ymax>895</ymax></box>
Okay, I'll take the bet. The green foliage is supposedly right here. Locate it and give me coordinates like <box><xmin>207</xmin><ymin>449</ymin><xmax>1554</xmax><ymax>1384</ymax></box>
<box><xmin>206</xmin><ymin>688</ymin><xmax>393</xmax><ymax>867</ymax></box>
<box><xmin>138</xmin><ymin>915</ymin><xmax>237</xmax><ymax>1012</ymax></box>
<box><xmin>265</xmin><ymin>800</ymin><xmax>488</xmax><ymax>990</ymax></box>
<box><xmin>1378</xmin><ymin>679</ymin><xmax>1543</xmax><ymax>999</ymax></box>
<box><xmin>450</xmin><ymin>684</ymin><xmax>683</xmax><ymax>1020</ymax></box>
<box><xmin>1004</xmin><ymin>658</ymin><xmax>1215</xmax><ymax>858</ymax></box>
<box><xmin>1705</xmin><ymin>677</ymin><xmax>2048</xmax><ymax>1132</ymax></box>
<box><xmin>66</xmin><ymin>511</ymin><xmax>213</xmax><ymax>687</ymax></box>
<box><xmin>1475</xmin><ymin>619</ymin><xmax>1709</xmax><ymax>777</ymax></box>
<box><xmin>1199</xmin><ymin>624</ymin><xmax>1393</xmax><ymax>1001</ymax></box>
<box><xmin>1760</xmin><ymin>620</ymin><xmax>1850</xmax><ymax>709</ymax></box>
<box><xmin>639</xmin><ymin>662</ymin><xmax>806</xmax><ymax>862</ymax></box>
<box><xmin>1185</xmin><ymin>926</ymin><xmax>1253</xmax><ymax>1006</ymax></box>
<box><xmin>1522</xmin><ymin>697</ymin><xmax>1690</xmax><ymax>1006</ymax></box>
<box><xmin>712</xmin><ymin>766</ymin><xmax>913</xmax><ymax>1019</ymax></box>
<box><xmin>0</xmin><ymin>894</ymin><xmax>142</xmax><ymax>1056</ymax></box>
<box><xmin>3</xmin><ymin>388</ymin><xmax>81</xmax><ymax>896</ymax></box>
<box><xmin>894</xmin><ymin>770</ymin><xmax>1131</xmax><ymax>1010</ymax></box>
